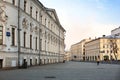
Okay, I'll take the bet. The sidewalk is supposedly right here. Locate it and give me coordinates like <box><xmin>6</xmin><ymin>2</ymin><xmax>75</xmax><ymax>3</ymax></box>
<box><xmin>73</xmin><ymin>60</ymin><xmax>120</xmax><ymax>65</ymax></box>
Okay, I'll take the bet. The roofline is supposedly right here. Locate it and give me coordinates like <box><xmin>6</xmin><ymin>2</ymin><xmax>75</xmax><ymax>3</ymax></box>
<box><xmin>85</xmin><ymin>37</ymin><xmax>120</xmax><ymax>44</ymax></box>
<box><xmin>111</xmin><ymin>26</ymin><xmax>120</xmax><ymax>32</ymax></box>
<box><xmin>71</xmin><ymin>39</ymin><xmax>91</xmax><ymax>47</ymax></box>
<box><xmin>34</xmin><ymin>0</ymin><xmax>66</xmax><ymax>32</ymax></box>
<box><xmin>45</xmin><ymin>8</ymin><xmax>66</xmax><ymax>32</ymax></box>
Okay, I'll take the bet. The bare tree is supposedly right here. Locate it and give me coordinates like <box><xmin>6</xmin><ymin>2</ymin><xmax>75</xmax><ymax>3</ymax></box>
<box><xmin>109</xmin><ymin>39</ymin><xmax>118</xmax><ymax>60</ymax></box>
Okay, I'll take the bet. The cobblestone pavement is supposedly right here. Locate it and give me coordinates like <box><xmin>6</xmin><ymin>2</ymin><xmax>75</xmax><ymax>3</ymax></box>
<box><xmin>0</xmin><ymin>61</ymin><xmax>120</xmax><ymax>80</ymax></box>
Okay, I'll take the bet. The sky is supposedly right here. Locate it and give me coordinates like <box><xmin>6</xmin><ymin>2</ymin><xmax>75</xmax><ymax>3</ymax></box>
<box><xmin>39</xmin><ymin>0</ymin><xmax>120</xmax><ymax>50</ymax></box>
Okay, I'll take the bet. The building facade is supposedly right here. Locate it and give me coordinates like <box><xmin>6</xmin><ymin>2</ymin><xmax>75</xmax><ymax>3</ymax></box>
<box><xmin>85</xmin><ymin>37</ymin><xmax>120</xmax><ymax>61</ymax></box>
<box><xmin>70</xmin><ymin>39</ymin><xmax>91</xmax><ymax>61</ymax></box>
<box><xmin>64</xmin><ymin>51</ymin><xmax>71</xmax><ymax>61</ymax></box>
<box><xmin>111</xmin><ymin>26</ymin><xmax>120</xmax><ymax>37</ymax></box>
<box><xmin>0</xmin><ymin>0</ymin><xmax>65</xmax><ymax>68</ymax></box>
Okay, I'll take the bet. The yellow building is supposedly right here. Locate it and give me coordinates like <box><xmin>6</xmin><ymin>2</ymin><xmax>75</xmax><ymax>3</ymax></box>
<box><xmin>85</xmin><ymin>37</ymin><xmax>120</xmax><ymax>61</ymax></box>
<box><xmin>70</xmin><ymin>39</ymin><xmax>91</xmax><ymax>61</ymax></box>
<box><xmin>64</xmin><ymin>51</ymin><xmax>71</xmax><ymax>61</ymax></box>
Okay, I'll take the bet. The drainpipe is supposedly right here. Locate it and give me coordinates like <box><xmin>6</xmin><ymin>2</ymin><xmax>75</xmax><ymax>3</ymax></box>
<box><xmin>39</xmin><ymin>10</ymin><xmax>43</xmax><ymax>65</ymax></box>
<box><xmin>18</xmin><ymin>0</ymin><xmax>21</xmax><ymax>68</ymax></box>
<box><xmin>39</xmin><ymin>28</ymin><xmax>41</xmax><ymax>65</ymax></box>
<box><xmin>59</xmin><ymin>27</ymin><xmax>60</xmax><ymax>63</ymax></box>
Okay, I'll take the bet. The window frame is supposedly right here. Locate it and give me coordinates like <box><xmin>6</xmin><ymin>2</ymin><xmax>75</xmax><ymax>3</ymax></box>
<box><xmin>30</xmin><ymin>6</ymin><xmax>32</xmax><ymax>17</ymax></box>
<box><xmin>12</xmin><ymin>28</ymin><xmax>15</xmax><ymax>46</ymax></box>
<box><xmin>23</xmin><ymin>32</ymin><xmax>26</xmax><ymax>47</ymax></box>
<box><xmin>35</xmin><ymin>37</ymin><xmax>37</xmax><ymax>50</ymax></box>
<box><xmin>30</xmin><ymin>35</ymin><xmax>32</xmax><ymax>49</ymax></box>
<box><xmin>36</xmin><ymin>11</ymin><xmax>38</xmax><ymax>20</ymax></box>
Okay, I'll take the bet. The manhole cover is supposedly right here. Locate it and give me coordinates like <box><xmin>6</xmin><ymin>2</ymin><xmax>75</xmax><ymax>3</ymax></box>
<box><xmin>45</xmin><ymin>76</ymin><xmax>56</xmax><ymax>79</ymax></box>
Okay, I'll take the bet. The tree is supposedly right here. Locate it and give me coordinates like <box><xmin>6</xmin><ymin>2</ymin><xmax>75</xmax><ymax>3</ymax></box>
<box><xmin>109</xmin><ymin>39</ymin><xmax>118</xmax><ymax>60</ymax></box>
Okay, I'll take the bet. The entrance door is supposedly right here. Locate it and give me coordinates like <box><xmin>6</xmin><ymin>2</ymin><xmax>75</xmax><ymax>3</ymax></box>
<box><xmin>30</xmin><ymin>59</ymin><xmax>32</xmax><ymax>66</ymax></box>
<box><xmin>104</xmin><ymin>55</ymin><xmax>109</xmax><ymax>61</ymax></box>
<box><xmin>35</xmin><ymin>59</ymin><xmax>37</xmax><ymax>65</ymax></box>
<box><xmin>0</xmin><ymin>59</ymin><xmax>3</xmax><ymax>69</ymax></box>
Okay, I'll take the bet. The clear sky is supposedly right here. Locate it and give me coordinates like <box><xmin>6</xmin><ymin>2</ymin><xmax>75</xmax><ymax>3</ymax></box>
<box><xmin>39</xmin><ymin>0</ymin><xmax>120</xmax><ymax>50</ymax></box>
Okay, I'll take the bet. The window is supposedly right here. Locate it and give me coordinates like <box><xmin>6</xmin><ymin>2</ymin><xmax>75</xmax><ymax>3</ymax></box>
<box><xmin>45</xmin><ymin>18</ymin><xmax>46</xmax><ymax>26</ymax></box>
<box><xmin>40</xmin><ymin>15</ymin><xmax>42</xmax><ymax>23</ymax></box>
<box><xmin>35</xmin><ymin>37</ymin><xmax>37</xmax><ymax>50</ymax></box>
<box><xmin>12</xmin><ymin>0</ymin><xmax>15</xmax><ymax>5</ymax></box>
<box><xmin>0</xmin><ymin>26</ymin><xmax>3</xmax><ymax>45</ymax></box>
<box><xmin>30</xmin><ymin>6</ymin><xmax>32</xmax><ymax>16</ymax></box>
<box><xmin>107</xmin><ymin>50</ymin><xmax>109</xmax><ymax>53</ymax></box>
<box><xmin>12</xmin><ymin>28</ymin><xmax>15</xmax><ymax>46</ymax></box>
<box><xmin>51</xmin><ymin>24</ymin><xmax>53</xmax><ymax>30</ymax></box>
<box><xmin>36</xmin><ymin>11</ymin><xmax>38</xmax><ymax>20</ymax></box>
<box><xmin>40</xmin><ymin>39</ymin><xmax>42</xmax><ymax>50</ymax></box>
<box><xmin>103</xmin><ymin>45</ymin><xmax>105</xmax><ymax>48</ymax></box>
<box><xmin>110</xmin><ymin>50</ymin><xmax>112</xmax><ymax>53</ymax></box>
<box><xmin>24</xmin><ymin>0</ymin><xmax>27</xmax><ymax>11</ymax></box>
<box><xmin>30</xmin><ymin>35</ymin><xmax>32</xmax><ymax>49</ymax></box>
<box><xmin>23</xmin><ymin>32</ymin><xmax>26</xmax><ymax>47</ymax></box>
<box><xmin>40</xmin><ymin>29</ymin><xmax>42</xmax><ymax>33</ymax></box>
<box><xmin>48</xmin><ymin>21</ymin><xmax>50</xmax><ymax>28</ymax></box>
<box><xmin>110</xmin><ymin>45</ymin><xmax>112</xmax><ymax>48</ymax></box>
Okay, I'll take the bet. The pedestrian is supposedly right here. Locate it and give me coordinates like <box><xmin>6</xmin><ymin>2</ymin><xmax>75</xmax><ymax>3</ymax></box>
<box><xmin>63</xmin><ymin>60</ymin><xmax>65</xmax><ymax>63</ymax></box>
<box><xmin>96</xmin><ymin>58</ymin><xmax>100</xmax><ymax>65</ymax></box>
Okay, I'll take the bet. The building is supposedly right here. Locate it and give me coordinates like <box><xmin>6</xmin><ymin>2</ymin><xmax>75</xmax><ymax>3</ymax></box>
<box><xmin>111</xmin><ymin>26</ymin><xmax>120</xmax><ymax>37</ymax></box>
<box><xmin>0</xmin><ymin>0</ymin><xmax>65</xmax><ymax>69</ymax></box>
<box><xmin>70</xmin><ymin>39</ymin><xmax>91</xmax><ymax>61</ymax></box>
<box><xmin>64</xmin><ymin>51</ymin><xmax>71</xmax><ymax>61</ymax></box>
<box><xmin>85</xmin><ymin>37</ymin><xmax>120</xmax><ymax>61</ymax></box>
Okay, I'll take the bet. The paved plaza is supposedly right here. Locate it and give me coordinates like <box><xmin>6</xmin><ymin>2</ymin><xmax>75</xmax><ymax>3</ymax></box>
<box><xmin>0</xmin><ymin>61</ymin><xmax>120</xmax><ymax>80</ymax></box>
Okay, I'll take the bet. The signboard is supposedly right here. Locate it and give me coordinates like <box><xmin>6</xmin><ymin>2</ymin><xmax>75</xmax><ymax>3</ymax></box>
<box><xmin>6</xmin><ymin>32</ymin><xmax>10</xmax><ymax>36</ymax></box>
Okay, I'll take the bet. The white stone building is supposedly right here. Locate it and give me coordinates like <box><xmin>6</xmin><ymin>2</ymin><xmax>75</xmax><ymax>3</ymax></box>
<box><xmin>0</xmin><ymin>0</ymin><xmax>65</xmax><ymax>68</ymax></box>
<box><xmin>111</xmin><ymin>26</ymin><xmax>120</xmax><ymax>38</ymax></box>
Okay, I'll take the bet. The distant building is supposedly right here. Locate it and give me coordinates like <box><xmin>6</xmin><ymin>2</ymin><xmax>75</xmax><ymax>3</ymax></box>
<box><xmin>85</xmin><ymin>37</ymin><xmax>120</xmax><ymax>61</ymax></box>
<box><xmin>70</xmin><ymin>39</ymin><xmax>91</xmax><ymax>61</ymax></box>
<box><xmin>64</xmin><ymin>51</ymin><xmax>71</xmax><ymax>61</ymax></box>
<box><xmin>111</xmin><ymin>26</ymin><xmax>120</xmax><ymax>37</ymax></box>
<box><xmin>0</xmin><ymin>0</ymin><xmax>65</xmax><ymax>69</ymax></box>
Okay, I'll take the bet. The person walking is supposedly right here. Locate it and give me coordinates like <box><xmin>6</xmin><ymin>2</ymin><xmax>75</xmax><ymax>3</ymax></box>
<box><xmin>96</xmin><ymin>58</ymin><xmax>100</xmax><ymax>65</ymax></box>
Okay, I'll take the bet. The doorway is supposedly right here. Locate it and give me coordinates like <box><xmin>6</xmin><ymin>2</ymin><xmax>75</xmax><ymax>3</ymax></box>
<box><xmin>30</xmin><ymin>59</ymin><xmax>32</xmax><ymax>66</ymax></box>
<box><xmin>0</xmin><ymin>59</ymin><xmax>3</xmax><ymax>69</ymax></box>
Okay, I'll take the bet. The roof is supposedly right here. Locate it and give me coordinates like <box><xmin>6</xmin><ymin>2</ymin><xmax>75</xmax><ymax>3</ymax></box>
<box><xmin>45</xmin><ymin>8</ymin><xmax>66</xmax><ymax>32</ymax></box>
<box><xmin>34</xmin><ymin>0</ymin><xmax>66</xmax><ymax>32</ymax></box>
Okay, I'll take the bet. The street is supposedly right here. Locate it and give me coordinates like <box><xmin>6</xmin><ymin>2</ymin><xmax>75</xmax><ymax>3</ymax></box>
<box><xmin>0</xmin><ymin>61</ymin><xmax>120</xmax><ymax>80</ymax></box>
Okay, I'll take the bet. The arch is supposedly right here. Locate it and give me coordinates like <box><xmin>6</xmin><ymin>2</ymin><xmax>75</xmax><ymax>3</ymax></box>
<box><xmin>104</xmin><ymin>55</ymin><xmax>109</xmax><ymax>61</ymax></box>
